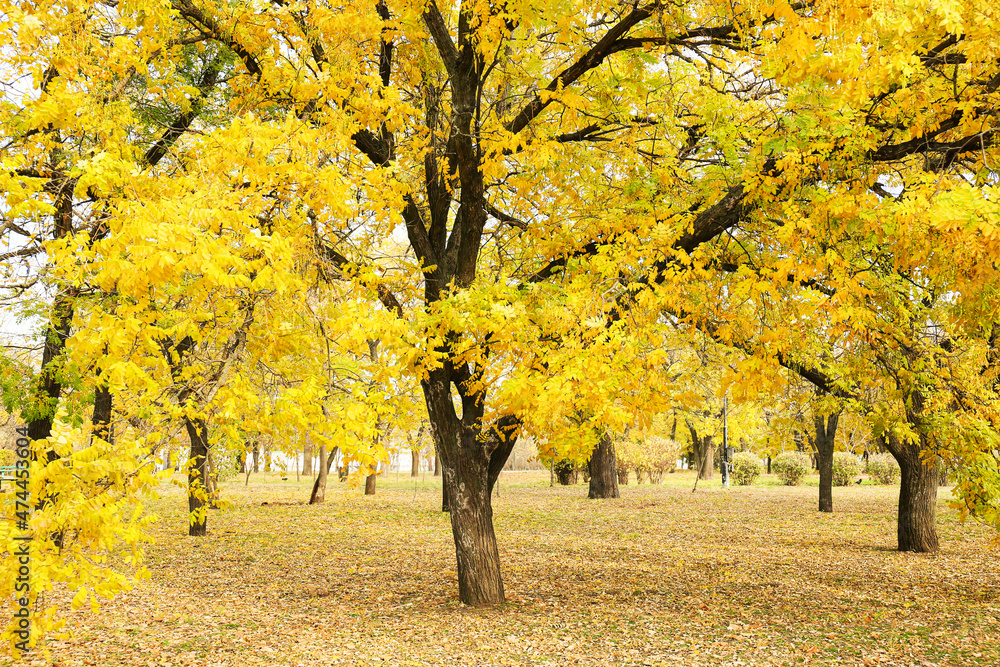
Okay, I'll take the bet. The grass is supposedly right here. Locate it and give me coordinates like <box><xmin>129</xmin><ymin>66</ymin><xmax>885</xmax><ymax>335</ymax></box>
<box><xmin>13</xmin><ymin>469</ymin><xmax>1000</xmax><ymax>666</ymax></box>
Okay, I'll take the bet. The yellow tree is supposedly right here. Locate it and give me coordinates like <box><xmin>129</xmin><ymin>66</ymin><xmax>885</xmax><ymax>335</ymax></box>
<box><xmin>9</xmin><ymin>0</ymin><xmax>1000</xmax><ymax>618</ymax></box>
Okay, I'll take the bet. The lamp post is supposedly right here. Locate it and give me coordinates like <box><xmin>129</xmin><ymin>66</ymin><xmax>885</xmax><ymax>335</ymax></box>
<box><xmin>722</xmin><ymin>394</ymin><xmax>731</xmax><ymax>488</ymax></box>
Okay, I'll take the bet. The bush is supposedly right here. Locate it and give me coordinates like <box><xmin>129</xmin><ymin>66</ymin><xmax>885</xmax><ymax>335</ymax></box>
<box><xmin>731</xmin><ymin>452</ymin><xmax>763</xmax><ymax>486</ymax></box>
<box><xmin>617</xmin><ymin>435</ymin><xmax>680</xmax><ymax>486</ymax></box>
<box><xmin>832</xmin><ymin>452</ymin><xmax>863</xmax><ymax>486</ymax></box>
<box><xmin>866</xmin><ymin>453</ymin><xmax>900</xmax><ymax>484</ymax></box>
<box><xmin>773</xmin><ymin>452</ymin><xmax>811</xmax><ymax>486</ymax></box>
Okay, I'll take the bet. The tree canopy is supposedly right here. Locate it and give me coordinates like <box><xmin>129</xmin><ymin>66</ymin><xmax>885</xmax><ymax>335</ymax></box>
<box><xmin>2</xmin><ymin>0</ymin><xmax>999</xmax><ymax>648</ymax></box>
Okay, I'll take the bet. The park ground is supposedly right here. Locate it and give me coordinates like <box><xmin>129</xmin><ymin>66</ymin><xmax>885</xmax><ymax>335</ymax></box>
<box><xmin>10</xmin><ymin>470</ymin><xmax>1000</xmax><ymax>667</ymax></box>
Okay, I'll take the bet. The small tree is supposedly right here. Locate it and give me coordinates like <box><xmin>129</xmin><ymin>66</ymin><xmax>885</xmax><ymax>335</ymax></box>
<box><xmin>832</xmin><ymin>453</ymin><xmax>863</xmax><ymax>486</ymax></box>
<box><xmin>866</xmin><ymin>453</ymin><xmax>901</xmax><ymax>485</ymax></box>
<box><xmin>732</xmin><ymin>452</ymin><xmax>763</xmax><ymax>486</ymax></box>
<box><xmin>773</xmin><ymin>452</ymin><xmax>812</xmax><ymax>486</ymax></box>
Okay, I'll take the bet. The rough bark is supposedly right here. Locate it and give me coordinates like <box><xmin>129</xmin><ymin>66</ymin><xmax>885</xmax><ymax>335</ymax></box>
<box><xmin>411</xmin><ymin>448</ymin><xmax>420</xmax><ymax>477</ymax></box>
<box><xmin>884</xmin><ymin>429</ymin><xmax>939</xmax><ymax>552</ymax></box>
<box><xmin>423</xmin><ymin>370</ymin><xmax>519</xmax><ymax>606</ymax></box>
<box><xmin>687</xmin><ymin>422</ymin><xmax>714</xmax><ymax>481</ymax></box>
<box><xmin>309</xmin><ymin>446</ymin><xmax>339</xmax><ymax>504</ymax></box>
<box><xmin>813</xmin><ymin>411</ymin><xmax>841</xmax><ymax>513</ymax></box>
<box><xmin>252</xmin><ymin>440</ymin><xmax>260</xmax><ymax>472</ymax></box>
<box><xmin>699</xmin><ymin>435</ymin><xmax>715</xmax><ymax>480</ymax></box>
<box><xmin>185</xmin><ymin>416</ymin><xmax>210</xmax><ymax>537</ymax></box>
<box><xmin>365</xmin><ymin>470</ymin><xmax>377</xmax><ymax>495</ymax></box>
<box><xmin>587</xmin><ymin>432</ymin><xmax>620</xmax><ymax>499</ymax></box>
<box><xmin>302</xmin><ymin>437</ymin><xmax>313</xmax><ymax>476</ymax></box>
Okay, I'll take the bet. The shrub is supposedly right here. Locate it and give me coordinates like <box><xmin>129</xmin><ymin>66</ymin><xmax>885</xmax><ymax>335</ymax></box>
<box><xmin>866</xmin><ymin>453</ymin><xmax>900</xmax><ymax>484</ymax></box>
<box><xmin>731</xmin><ymin>452</ymin><xmax>763</xmax><ymax>486</ymax></box>
<box><xmin>617</xmin><ymin>435</ymin><xmax>680</xmax><ymax>485</ymax></box>
<box><xmin>832</xmin><ymin>452</ymin><xmax>863</xmax><ymax>486</ymax></box>
<box><xmin>773</xmin><ymin>452</ymin><xmax>811</xmax><ymax>486</ymax></box>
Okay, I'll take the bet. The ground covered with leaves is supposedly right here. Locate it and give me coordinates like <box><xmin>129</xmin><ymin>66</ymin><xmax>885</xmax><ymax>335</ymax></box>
<box><xmin>13</xmin><ymin>470</ymin><xmax>1000</xmax><ymax>666</ymax></box>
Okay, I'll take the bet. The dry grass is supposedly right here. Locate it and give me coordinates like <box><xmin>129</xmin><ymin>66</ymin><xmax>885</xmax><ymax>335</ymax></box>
<box><xmin>13</xmin><ymin>470</ymin><xmax>1000</xmax><ymax>666</ymax></box>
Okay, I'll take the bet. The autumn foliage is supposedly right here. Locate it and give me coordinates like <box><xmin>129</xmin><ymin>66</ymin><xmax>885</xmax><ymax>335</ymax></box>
<box><xmin>2</xmin><ymin>0</ymin><xmax>1000</xmax><ymax>654</ymax></box>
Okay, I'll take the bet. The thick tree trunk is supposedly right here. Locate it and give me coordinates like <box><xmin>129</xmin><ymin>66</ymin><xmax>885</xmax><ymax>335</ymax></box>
<box><xmin>881</xmin><ymin>389</ymin><xmax>939</xmax><ymax>553</ymax></box>
<box><xmin>699</xmin><ymin>436</ymin><xmax>715</xmax><ymax>480</ymax></box>
<box><xmin>310</xmin><ymin>446</ymin><xmax>339</xmax><ymax>504</ymax></box>
<box><xmin>411</xmin><ymin>448</ymin><xmax>420</xmax><ymax>477</ymax></box>
<box><xmin>423</xmin><ymin>370</ymin><xmax>518</xmax><ymax>606</ymax></box>
<box><xmin>365</xmin><ymin>470</ymin><xmax>377</xmax><ymax>495</ymax></box>
<box><xmin>587</xmin><ymin>432</ymin><xmax>620</xmax><ymax>499</ymax></box>
<box><xmin>302</xmin><ymin>437</ymin><xmax>313</xmax><ymax>476</ymax></box>
<box><xmin>814</xmin><ymin>411</ymin><xmax>840</xmax><ymax>513</ymax></box>
<box><xmin>185</xmin><ymin>417</ymin><xmax>210</xmax><ymax>537</ymax></box>
<box><xmin>887</xmin><ymin>433</ymin><xmax>939</xmax><ymax>552</ymax></box>
<box><xmin>434</xmin><ymin>454</ymin><xmax>441</xmax><ymax>476</ymax></box>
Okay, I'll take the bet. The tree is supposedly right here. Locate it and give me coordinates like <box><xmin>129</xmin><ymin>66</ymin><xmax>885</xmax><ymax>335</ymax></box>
<box><xmin>10</xmin><ymin>0</ymin><xmax>1000</xmax><ymax>622</ymax></box>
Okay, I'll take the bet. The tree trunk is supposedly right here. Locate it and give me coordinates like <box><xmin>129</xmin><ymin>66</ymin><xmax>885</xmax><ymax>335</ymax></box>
<box><xmin>411</xmin><ymin>448</ymin><xmax>420</xmax><ymax>477</ymax></box>
<box><xmin>699</xmin><ymin>436</ymin><xmax>715</xmax><ymax>480</ymax></box>
<box><xmin>185</xmin><ymin>417</ymin><xmax>210</xmax><ymax>537</ymax></box>
<box><xmin>814</xmin><ymin>411</ymin><xmax>840</xmax><ymax>513</ymax></box>
<box><xmin>587</xmin><ymin>432</ymin><xmax>620</xmax><ymax>499</ymax></box>
<box><xmin>423</xmin><ymin>370</ymin><xmax>519</xmax><ymax>606</ymax></box>
<box><xmin>885</xmin><ymin>432</ymin><xmax>939</xmax><ymax>552</ymax></box>
<box><xmin>365</xmin><ymin>470</ymin><xmax>377</xmax><ymax>495</ymax></box>
<box><xmin>434</xmin><ymin>453</ymin><xmax>441</xmax><ymax>476</ymax></box>
<box><xmin>310</xmin><ymin>446</ymin><xmax>339</xmax><ymax>504</ymax></box>
<box><xmin>252</xmin><ymin>440</ymin><xmax>260</xmax><ymax>472</ymax></box>
<box><xmin>881</xmin><ymin>389</ymin><xmax>939</xmax><ymax>553</ymax></box>
<box><xmin>302</xmin><ymin>437</ymin><xmax>313</xmax><ymax>475</ymax></box>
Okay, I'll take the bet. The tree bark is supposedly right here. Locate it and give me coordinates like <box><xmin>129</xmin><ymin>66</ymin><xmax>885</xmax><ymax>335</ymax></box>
<box><xmin>813</xmin><ymin>411</ymin><xmax>840</xmax><ymax>513</ymax></box>
<box><xmin>885</xmin><ymin>431</ymin><xmax>939</xmax><ymax>552</ymax></box>
<box><xmin>699</xmin><ymin>435</ymin><xmax>715</xmax><ymax>480</ymax></box>
<box><xmin>302</xmin><ymin>437</ymin><xmax>313</xmax><ymax>476</ymax></box>
<box><xmin>365</xmin><ymin>470</ymin><xmax>377</xmax><ymax>495</ymax></box>
<box><xmin>880</xmin><ymin>389</ymin><xmax>939</xmax><ymax>552</ymax></box>
<box><xmin>252</xmin><ymin>440</ymin><xmax>260</xmax><ymax>473</ymax></box>
<box><xmin>310</xmin><ymin>446</ymin><xmax>339</xmax><ymax>504</ymax></box>
<box><xmin>411</xmin><ymin>448</ymin><xmax>420</xmax><ymax>477</ymax></box>
<box><xmin>587</xmin><ymin>432</ymin><xmax>620</xmax><ymax>499</ymax></box>
<box><xmin>185</xmin><ymin>417</ymin><xmax>210</xmax><ymax>537</ymax></box>
<box><xmin>423</xmin><ymin>369</ymin><xmax>519</xmax><ymax>606</ymax></box>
